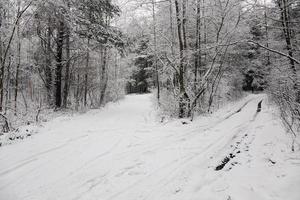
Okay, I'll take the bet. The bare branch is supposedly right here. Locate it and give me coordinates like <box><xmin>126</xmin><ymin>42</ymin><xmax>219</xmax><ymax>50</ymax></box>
<box><xmin>247</xmin><ymin>40</ymin><xmax>300</xmax><ymax>65</ymax></box>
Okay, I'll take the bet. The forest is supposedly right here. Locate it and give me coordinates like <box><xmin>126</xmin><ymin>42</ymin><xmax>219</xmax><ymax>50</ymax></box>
<box><xmin>0</xmin><ymin>0</ymin><xmax>300</xmax><ymax>199</ymax></box>
<box><xmin>0</xmin><ymin>0</ymin><xmax>299</xmax><ymax>138</ymax></box>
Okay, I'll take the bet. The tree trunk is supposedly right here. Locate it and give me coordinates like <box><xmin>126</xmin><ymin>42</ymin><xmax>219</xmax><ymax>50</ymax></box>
<box><xmin>264</xmin><ymin>0</ymin><xmax>270</xmax><ymax>65</ymax></box>
<box><xmin>0</xmin><ymin>29</ymin><xmax>2</xmax><ymax>112</ymax></box>
<box><xmin>169</xmin><ymin>0</ymin><xmax>175</xmax><ymax>57</ymax></box>
<box><xmin>63</xmin><ymin>1</ymin><xmax>71</xmax><ymax>108</ymax></box>
<box><xmin>75</xmin><ymin>73</ymin><xmax>80</xmax><ymax>111</ymax></box>
<box><xmin>182</xmin><ymin>0</ymin><xmax>188</xmax><ymax>50</ymax></box>
<box><xmin>63</xmin><ymin>26</ymin><xmax>70</xmax><ymax>108</ymax></box>
<box><xmin>202</xmin><ymin>0</ymin><xmax>207</xmax><ymax>65</ymax></box>
<box><xmin>99</xmin><ymin>46</ymin><xmax>108</xmax><ymax>106</ymax></box>
<box><xmin>169</xmin><ymin>0</ymin><xmax>178</xmax><ymax>89</ymax></box>
<box><xmin>84</xmin><ymin>37</ymin><xmax>90</xmax><ymax>107</ymax></box>
<box><xmin>14</xmin><ymin>9</ymin><xmax>21</xmax><ymax>115</ymax></box>
<box><xmin>174</xmin><ymin>0</ymin><xmax>190</xmax><ymax>118</ymax></box>
<box><xmin>5</xmin><ymin>55</ymin><xmax>12</xmax><ymax>114</ymax></box>
<box><xmin>55</xmin><ymin>21</ymin><xmax>64</xmax><ymax>108</ymax></box>
<box><xmin>45</xmin><ymin>18</ymin><xmax>53</xmax><ymax>106</ymax></box>
<box><xmin>194</xmin><ymin>0</ymin><xmax>201</xmax><ymax>92</ymax></box>
<box><xmin>152</xmin><ymin>0</ymin><xmax>160</xmax><ymax>103</ymax></box>
<box><xmin>0</xmin><ymin>51</ymin><xmax>5</xmax><ymax>112</ymax></box>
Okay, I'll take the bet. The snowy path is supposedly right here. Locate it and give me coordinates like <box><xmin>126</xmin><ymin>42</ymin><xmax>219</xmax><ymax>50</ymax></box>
<box><xmin>0</xmin><ymin>94</ymin><xmax>299</xmax><ymax>200</ymax></box>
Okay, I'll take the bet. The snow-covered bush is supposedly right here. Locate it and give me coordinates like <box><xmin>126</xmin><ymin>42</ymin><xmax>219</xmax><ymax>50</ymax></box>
<box><xmin>154</xmin><ymin>88</ymin><xmax>178</xmax><ymax>119</ymax></box>
<box><xmin>268</xmin><ymin>67</ymin><xmax>300</xmax><ymax>151</ymax></box>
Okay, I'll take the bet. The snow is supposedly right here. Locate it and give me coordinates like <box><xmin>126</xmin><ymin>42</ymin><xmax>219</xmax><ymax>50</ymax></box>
<box><xmin>0</xmin><ymin>94</ymin><xmax>299</xmax><ymax>200</ymax></box>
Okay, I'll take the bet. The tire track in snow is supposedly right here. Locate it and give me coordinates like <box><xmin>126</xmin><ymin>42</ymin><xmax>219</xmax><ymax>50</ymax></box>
<box><xmin>148</xmin><ymin>99</ymin><xmax>265</xmax><ymax>199</ymax></box>
<box><xmin>72</xmin><ymin>171</ymin><xmax>111</xmax><ymax>200</ymax></box>
<box><xmin>109</xmin><ymin>97</ymin><xmax>264</xmax><ymax>200</ymax></box>
<box><xmin>0</xmin><ymin>134</ymin><xmax>89</xmax><ymax>178</ymax></box>
<box><xmin>0</xmin><ymin>158</ymin><xmax>38</xmax><ymax>177</ymax></box>
<box><xmin>81</xmin><ymin>97</ymin><xmax>260</xmax><ymax>179</ymax></box>
<box><xmin>0</xmin><ymin>94</ymin><xmax>266</xmax><ymax>200</ymax></box>
<box><xmin>63</xmin><ymin>138</ymin><xmax>123</xmax><ymax>178</ymax></box>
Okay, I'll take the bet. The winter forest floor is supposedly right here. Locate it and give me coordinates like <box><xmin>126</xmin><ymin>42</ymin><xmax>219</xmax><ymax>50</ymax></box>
<box><xmin>0</xmin><ymin>94</ymin><xmax>300</xmax><ymax>200</ymax></box>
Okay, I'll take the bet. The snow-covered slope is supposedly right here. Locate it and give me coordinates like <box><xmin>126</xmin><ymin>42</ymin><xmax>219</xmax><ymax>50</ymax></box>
<box><xmin>0</xmin><ymin>94</ymin><xmax>299</xmax><ymax>200</ymax></box>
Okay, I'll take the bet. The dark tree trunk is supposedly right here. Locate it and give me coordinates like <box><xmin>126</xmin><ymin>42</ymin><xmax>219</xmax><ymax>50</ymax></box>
<box><xmin>63</xmin><ymin>26</ymin><xmax>70</xmax><ymax>108</ymax></box>
<box><xmin>0</xmin><ymin>34</ymin><xmax>2</xmax><ymax>113</ymax></box>
<box><xmin>63</xmin><ymin>2</ymin><xmax>71</xmax><ymax>108</ymax></box>
<box><xmin>264</xmin><ymin>0</ymin><xmax>270</xmax><ymax>65</ymax></box>
<box><xmin>75</xmin><ymin>73</ymin><xmax>80</xmax><ymax>111</ymax></box>
<box><xmin>55</xmin><ymin>21</ymin><xmax>64</xmax><ymax>108</ymax></box>
<box><xmin>182</xmin><ymin>0</ymin><xmax>188</xmax><ymax>50</ymax></box>
<box><xmin>99</xmin><ymin>46</ymin><xmax>108</xmax><ymax>106</ymax></box>
<box><xmin>14</xmin><ymin>14</ymin><xmax>21</xmax><ymax>115</ymax></box>
<box><xmin>84</xmin><ymin>37</ymin><xmax>89</xmax><ymax>107</ymax></box>
<box><xmin>0</xmin><ymin>53</ymin><xmax>4</xmax><ymax>112</ymax></box>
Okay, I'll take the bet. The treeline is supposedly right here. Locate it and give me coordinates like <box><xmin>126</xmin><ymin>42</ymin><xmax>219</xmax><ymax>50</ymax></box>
<box><xmin>124</xmin><ymin>0</ymin><xmax>299</xmax><ymax>136</ymax></box>
<box><xmin>0</xmin><ymin>0</ymin><xmax>299</xmax><ymax>139</ymax></box>
<box><xmin>0</xmin><ymin>0</ymin><xmax>130</xmax><ymax>128</ymax></box>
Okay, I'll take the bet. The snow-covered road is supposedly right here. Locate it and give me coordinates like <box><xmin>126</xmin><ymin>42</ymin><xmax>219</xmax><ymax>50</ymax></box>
<box><xmin>0</xmin><ymin>94</ymin><xmax>299</xmax><ymax>200</ymax></box>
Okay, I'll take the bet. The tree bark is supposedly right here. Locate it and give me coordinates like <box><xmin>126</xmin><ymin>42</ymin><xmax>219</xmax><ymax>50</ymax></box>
<box><xmin>45</xmin><ymin>17</ymin><xmax>53</xmax><ymax>106</ymax></box>
<box><xmin>84</xmin><ymin>37</ymin><xmax>89</xmax><ymax>107</ymax></box>
<box><xmin>264</xmin><ymin>0</ymin><xmax>270</xmax><ymax>65</ymax></box>
<box><xmin>14</xmin><ymin>3</ymin><xmax>21</xmax><ymax>115</ymax></box>
<box><xmin>55</xmin><ymin>20</ymin><xmax>64</xmax><ymax>108</ymax></box>
<box><xmin>174</xmin><ymin>0</ymin><xmax>190</xmax><ymax>118</ymax></box>
<box><xmin>182</xmin><ymin>0</ymin><xmax>188</xmax><ymax>50</ymax></box>
<box><xmin>169</xmin><ymin>0</ymin><xmax>175</xmax><ymax>57</ymax></box>
<box><xmin>99</xmin><ymin>46</ymin><xmax>108</xmax><ymax>106</ymax></box>
<box><xmin>63</xmin><ymin>26</ymin><xmax>71</xmax><ymax>108</ymax></box>
<box><xmin>5</xmin><ymin>55</ymin><xmax>12</xmax><ymax>114</ymax></box>
<box><xmin>202</xmin><ymin>0</ymin><xmax>207</xmax><ymax>65</ymax></box>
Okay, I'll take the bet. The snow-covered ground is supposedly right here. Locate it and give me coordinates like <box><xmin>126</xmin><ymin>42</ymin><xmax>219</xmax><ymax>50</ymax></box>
<box><xmin>0</xmin><ymin>94</ymin><xmax>299</xmax><ymax>200</ymax></box>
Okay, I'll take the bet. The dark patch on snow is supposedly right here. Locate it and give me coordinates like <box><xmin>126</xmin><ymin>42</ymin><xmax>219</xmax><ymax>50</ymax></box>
<box><xmin>3</xmin><ymin>130</ymin><xmax>33</xmax><ymax>145</ymax></box>
<box><xmin>215</xmin><ymin>129</ymin><xmax>253</xmax><ymax>171</ymax></box>
<box><xmin>174</xmin><ymin>188</ymin><xmax>181</xmax><ymax>193</ymax></box>
<box><xmin>268</xmin><ymin>159</ymin><xmax>276</xmax><ymax>165</ymax></box>
<box><xmin>215</xmin><ymin>156</ymin><xmax>231</xmax><ymax>171</ymax></box>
